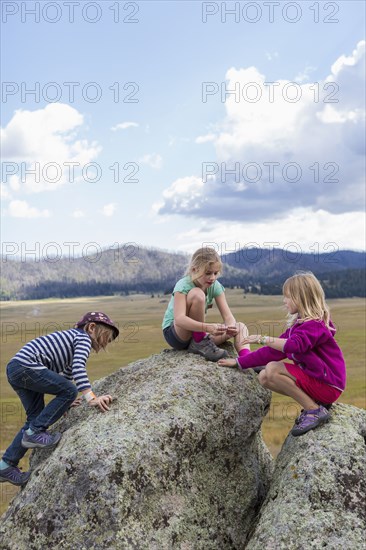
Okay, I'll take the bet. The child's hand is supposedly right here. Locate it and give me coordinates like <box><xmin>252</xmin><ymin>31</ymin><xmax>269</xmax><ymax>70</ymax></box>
<box><xmin>225</xmin><ymin>324</ymin><xmax>239</xmax><ymax>337</ymax></box>
<box><xmin>88</xmin><ymin>394</ymin><xmax>113</xmax><ymax>413</ymax></box>
<box><xmin>70</xmin><ymin>396</ymin><xmax>83</xmax><ymax>408</ymax></box>
<box><xmin>217</xmin><ymin>358</ymin><xmax>237</xmax><ymax>368</ymax></box>
<box><xmin>64</xmin><ymin>396</ymin><xmax>83</xmax><ymax>416</ymax></box>
<box><xmin>208</xmin><ymin>323</ymin><xmax>227</xmax><ymax>336</ymax></box>
<box><xmin>242</xmin><ymin>334</ymin><xmax>262</xmax><ymax>344</ymax></box>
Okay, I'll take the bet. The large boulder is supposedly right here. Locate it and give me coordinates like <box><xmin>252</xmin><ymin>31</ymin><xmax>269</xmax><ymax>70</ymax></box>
<box><xmin>246</xmin><ymin>403</ymin><xmax>366</xmax><ymax>550</ymax></box>
<box><xmin>0</xmin><ymin>350</ymin><xmax>272</xmax><ymax>549</ymax></box>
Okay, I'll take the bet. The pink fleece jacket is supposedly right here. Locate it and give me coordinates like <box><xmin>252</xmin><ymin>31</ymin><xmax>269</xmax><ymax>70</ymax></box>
<box><xmin>237</xmin><ymin>319</ymin><xmax>346</xmax><ymax>391</ymax></box>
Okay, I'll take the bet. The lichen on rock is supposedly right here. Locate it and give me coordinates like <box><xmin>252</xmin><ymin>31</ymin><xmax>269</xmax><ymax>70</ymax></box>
<box><xmin>246</xmin><ymin>403</ymin><xmax>366</xmax><ymax>550</ymax></box>
<box><xmin>0</xmin><ymin>350</ymin><xmax>272</xmax><ymax>550</ymax></box>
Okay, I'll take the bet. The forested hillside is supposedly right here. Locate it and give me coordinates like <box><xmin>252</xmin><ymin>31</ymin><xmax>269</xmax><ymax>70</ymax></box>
<box><xmin>222</xmin><ymin>248</ymin><xmax>365</xmax><ymax>276</ymax></box>
<box><xmin>0</xmin><ymin>246</ymin><xmax>364</xmax><ymax>300</ymax></box>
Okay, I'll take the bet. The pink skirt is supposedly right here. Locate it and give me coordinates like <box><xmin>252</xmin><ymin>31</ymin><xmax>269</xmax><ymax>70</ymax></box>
<box><xmin>285</xmin><ymin>363</ymin><xmax>342</xmax><ymax>404</ymax></box>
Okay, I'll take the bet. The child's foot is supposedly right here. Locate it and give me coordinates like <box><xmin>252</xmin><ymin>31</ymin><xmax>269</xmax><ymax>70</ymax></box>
<box><xmin>187</xmin><ymin>335</ymin><xmax>228</xmax><ymax>362</ymax></box>
<box><xmin>0</xmin><ymin>466</ymin><xmax>31</xmax><ymax>486</ymax></box>
<box><xmin>291</xmin><ymin>406</ymin><xmax>330</xmax><ymax>436</ymax></box>
<box><xmin>317</xmin><ymin>402</ymin><xmax>333</xmax><ymax>410</ymax></box>
<box><xmin>294</xmin><ymin>409</ymin><xmax>305</xmax><ymax>425</ymax></box>
<box><xmin>21</xmin><ymin>430</ymin><xmax>62</xmax><ymax>449</ymax></box>
<box><xmin>218</xmin><ymin>357</ymin><xmax>237</xmax><ymax>368</ymax></box>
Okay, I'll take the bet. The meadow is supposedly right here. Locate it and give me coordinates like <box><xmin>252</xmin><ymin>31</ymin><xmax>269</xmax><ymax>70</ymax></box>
<box><xmin>1</xmin><ymin>292</ymin><xmax>365</xmax><ymax>514</ymax></box>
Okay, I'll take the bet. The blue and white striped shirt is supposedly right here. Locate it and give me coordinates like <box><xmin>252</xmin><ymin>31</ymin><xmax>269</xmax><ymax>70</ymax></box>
<box><xmin>12</xmin><ymin>328</ymin><xmax>92</xmax><ymax>392</ymax></box>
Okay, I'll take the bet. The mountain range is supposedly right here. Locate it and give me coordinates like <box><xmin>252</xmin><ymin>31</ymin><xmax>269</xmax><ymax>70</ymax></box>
<box><xmin>1</xmin><ymin>246</ymin><xmax>365</xmax><ymax>300</ymax></box>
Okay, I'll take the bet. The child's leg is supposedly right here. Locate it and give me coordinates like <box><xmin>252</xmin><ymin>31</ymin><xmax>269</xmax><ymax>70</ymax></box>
<box><xmin>285</xmin><ymin>363</ymin><xmax>341</xmax><ymax>406</ymax></box>
<box><xmin>3</xmin><ymin>363</ymin><xmax>77</xmax><ymax>465</ymax></box>
<box><xmin>258</xmin><ymin>361</ymin><xmax>318</xmax><ymax>410</ymax></box>
<box><xmin>259</xmin><ymin>361</ymin><xmax>332</xmax><ymax>436</ymax></box>
<box><xmin>174</xmin><ymin>287</ymin><xmax>206</xmax><ymax>342</ymax></box>
<box><xmin>213</xmin><ymin>322</ymin><xmax>251</xmax><ymax>355</ymax></box>
<box><xmin>234</xmin><ymin>322</ymin><xmax>250</xmax><ymax>354</ymax></box>
<box><xmin>2</xmin><ymin>389</ymin><xmax>44</xmax><ymax>467</ymax></box>
<box><xmin>173</xmin><ymin>288</ymin><xmax>228</xmax><ymax>361</ymax></box>
<box><xmin>21</xmin><ymin>369</ymin><xmax>78</xmax><ymax>432</ymax></box>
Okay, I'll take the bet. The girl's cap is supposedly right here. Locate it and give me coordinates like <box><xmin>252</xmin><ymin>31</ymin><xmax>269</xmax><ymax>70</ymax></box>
<box><xmin>74</xmin><ymin>312</ymin><xmax>119</xmax><ymax>339</ymax></box>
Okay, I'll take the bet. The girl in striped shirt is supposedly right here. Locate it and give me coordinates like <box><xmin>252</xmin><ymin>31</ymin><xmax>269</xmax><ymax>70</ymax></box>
<box><xmin>0</xmin><ymin>311</ymin><xmax>119</xmax><ymax>486</ymax></box>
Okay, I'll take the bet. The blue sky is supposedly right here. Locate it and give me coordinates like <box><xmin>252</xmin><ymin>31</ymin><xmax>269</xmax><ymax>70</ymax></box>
<box><xmin>1</xmin><ymin>0</ymin><xmax>365</xmax><ymax>260</ymax></box>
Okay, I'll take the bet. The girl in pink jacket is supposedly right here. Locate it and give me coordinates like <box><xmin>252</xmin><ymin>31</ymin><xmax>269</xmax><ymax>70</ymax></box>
<box><xmin>219</xmin><ymin>272</ymin><xmax>346</xmax><ymax>437</ymax></box>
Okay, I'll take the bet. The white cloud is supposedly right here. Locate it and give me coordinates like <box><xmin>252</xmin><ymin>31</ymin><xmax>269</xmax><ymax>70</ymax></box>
<box><xmin>174</xmin><ymin>209</ymin><xmax>366</xmax><ymax>255</ymax></box>
<box><xmin>138</xmin><ymin>153</ymin><xmax>163</xmax><ymax>170</ymax></box>
<box><xmin>294</xmin><ymin>65</ymin><xmax>317</xmax><ymax>83</ymax></box>
<box><xmin>1</xmin><ymin>103</ymin><xmax>101</xmax><ymax>193</ymax></box>
<box><xmin>265</xmin><ymin>51</ymin><xmax>279</xmax><ymax>61</ymax></box>
<box><xmin>168</xmin><ymin>136</ymin><xmax>190</xmax><ymax>147</ymax></box>
<box><xmin>316</xmin><ymin>104</ymin><xmax>363</xmax><ymax>124</ymax></box>
<box><xmin>9</xmin><ymin>175</ymin><xmax>20</xmax><ymax>191</ymax></box>
<box><xmin>195</xmin><ymin>133</ymin><xmax>216</xmax><ymax>144</ymax></box>
<box><xmin>101</xmin><ymin>203</ymin><xmax>117</xmax><ymax>217</ymax></box>
<box><xmin>166</xmin><ymin>176</ymin><xmax>202</xmax><ymax>198</ymax></box>
<box><xmin>8</xmin><ymin>200</ymin><xmax>50</xmax><ymax>218</ymax></box>
<box><xmin>72</xmin><ymin>209</ymin><xmax>85</xmax><ymax>218</ymax></box>
<box><xmin>111</xmin><ymin>121</ymin><xmax>139</xmax><ymax>131</ymax></box>
<box><xmin>157</xmin><ymin>42</ymin><xmax>365</xmax><ymax>227</ymax></box>
<box><xmin>1</xmin><ymin>184</ymin><xmax>12</xmax><ymax>200</ymax></box>
<box><xmin>331</xmin><ymin>40</ymin><xmax>365</xmax><ymax>76</ymax></box>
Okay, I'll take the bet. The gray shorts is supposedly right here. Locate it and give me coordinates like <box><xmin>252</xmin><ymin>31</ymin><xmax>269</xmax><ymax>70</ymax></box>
<box><xmin>163</xmin><ymin>323</ymin><xmax>191</xmax><ymax>350</ymax></box>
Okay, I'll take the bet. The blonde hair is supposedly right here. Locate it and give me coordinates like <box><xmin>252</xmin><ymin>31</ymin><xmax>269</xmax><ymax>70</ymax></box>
<box><xmin>85</xmin><ymin>322</ymin><xmax>115</xmax><ymax>351</ymax></box>
<box><xmin>283</xmin><ymin>272</ymin><xmax>330</xmax><ymax>327</ymax></box>
<box><xmin>185</xmin><ymin>247</ymin><xmax>222</xmax><ymax>283</ymax></box>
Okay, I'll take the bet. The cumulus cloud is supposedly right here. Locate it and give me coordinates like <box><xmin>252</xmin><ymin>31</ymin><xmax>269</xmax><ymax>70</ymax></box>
<box><xmin>138</xmin><ymin>153</ymin><xmax>163</xmax><ymax>170</ymax></box>
<box><xmin>111</xmin><ymin>121</ymin><xmax>139</xmax><ymax>131</ymax></box>
<box><xmin>8</xmin><ymin>175</ymin><xmax>20</xmax><ymax>192</ymax></box>
<box><xmin>8</xmin><ymin>200</ymin><xmax>50</xmax><ymax>218</ymax></box>
<box><xmin>155</xmin><ymin>176</ymin><xmax>205</xmax><ymax>213</ymax></box>
<box><xmin>1</xmin><ymin>183</ymin><xmax>12</xmax><ymax>200</ymax></box>
<box><xmin>174</xmin><ymin>209</ymin><xmax>366</xmax><ymax>254</ymax></box>
<box><xmin>101</xmin><ymin>203</ymin><xmax>117</xmax><ymax>217</ymax></box>
<box><xmin>294</xmin><ymin>65</ymin><xmax>317</xmax><ymax>83</ymax></box>
<box><xmin>72</xmin><ymin>210</ymin><xmax>85</xmax><ymax>218</ymax></box>
<box><xmin>157</xmin><ymin>41</ymin><xmax>365</xmax><ymax>224</ymax></box>
<box><xmin>195</xmin><ymin>133</ymin><xmax>216</xmax><ymax>144</ymax></box>
<box><xmin>1</xmin><ymin>103</ymin><xmax>101</xmax><ymax>194</ymax></box>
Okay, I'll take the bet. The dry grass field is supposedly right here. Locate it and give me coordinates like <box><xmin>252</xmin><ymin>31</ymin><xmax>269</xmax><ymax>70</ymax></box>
<box><xmin>1</xmin><ymin>292</ymin><xmax>365</xmax><ymax>514</ymax></box>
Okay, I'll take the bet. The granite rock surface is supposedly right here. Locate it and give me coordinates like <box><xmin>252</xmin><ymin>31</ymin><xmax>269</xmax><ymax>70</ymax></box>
<box><xmin>246</xmin><ymin>403</ymin><xmax>366</xmax><ymax>550</ymax></box>
<box><xmin>0</xmin><ymin>349</ymin><xmax>272</xmax><ymax>549</ymax></box>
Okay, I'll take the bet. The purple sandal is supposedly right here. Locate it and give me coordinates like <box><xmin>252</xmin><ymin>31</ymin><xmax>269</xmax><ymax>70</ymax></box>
<box><xmin>291</xmin><ymin>406</ymin><xmax>330</xmax><ymax>436</ymax></box>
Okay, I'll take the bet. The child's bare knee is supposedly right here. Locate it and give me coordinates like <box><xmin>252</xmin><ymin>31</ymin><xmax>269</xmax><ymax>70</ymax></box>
<box><xmin>187</xmin><ymin>287</ymin><xmax>205</xmax><ymax>303</ymax></box>
<box><xmin>265</xmin><ymin>362</ymin><xmax>279</xmax><ymax>382</ymax></box>
<box><xmin>237</xmin><ymin>321</ymin><xmax>248</xmax><ymax>337</ymax></box>
<box><xmin>258</xmin><ymin>370</ymin><xmax>267</xmax><ymax>386</ymax></box>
